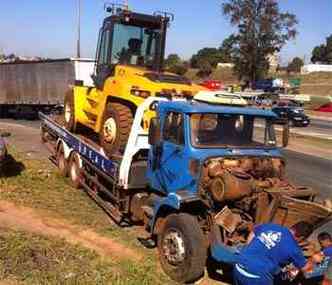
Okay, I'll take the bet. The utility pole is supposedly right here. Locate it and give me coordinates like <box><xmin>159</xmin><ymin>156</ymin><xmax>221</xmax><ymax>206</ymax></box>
<box><xmin>76</xmin><ymin>0</ymin><xmax>81</xmax><ymax>58</ymax></box>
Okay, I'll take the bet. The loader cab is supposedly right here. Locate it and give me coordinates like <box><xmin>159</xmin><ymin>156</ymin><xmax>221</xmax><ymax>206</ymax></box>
<box><xmin>93</xmin><ymin>5</ymin><xmax>171</xmax><ymax>89</ymax></box>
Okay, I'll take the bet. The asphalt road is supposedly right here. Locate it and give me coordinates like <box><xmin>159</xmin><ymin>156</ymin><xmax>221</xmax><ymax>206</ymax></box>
<box><xmin>289</xmin><ymin>117</ymin><xmax>332</xmax><ymax>140</ymax></box>
<box><xmin>284</xmin><ymin>149</ymin><xmax>332</xmax><ymax>199</ymax></box>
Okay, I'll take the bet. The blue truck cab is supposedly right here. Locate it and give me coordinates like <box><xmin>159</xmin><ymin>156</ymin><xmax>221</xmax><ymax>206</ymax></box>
<box><xmin>40</xmin><ymin>97</ymin><xmax>332</xmax><ymax>284</ymax></box>
<box><xmin>147</xmin><ymin>100</ymin><xmax>282</xmax><ymax>196</ymax></box>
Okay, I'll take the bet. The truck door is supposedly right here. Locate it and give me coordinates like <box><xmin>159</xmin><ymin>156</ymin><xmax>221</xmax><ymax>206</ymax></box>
<box><xmin>151</xmin><ymin>112</ymin><xmax>193</xmax><ymax>193</ymax></box>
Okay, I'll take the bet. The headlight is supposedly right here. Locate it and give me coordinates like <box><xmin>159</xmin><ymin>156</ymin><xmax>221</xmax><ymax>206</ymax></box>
<box><xmin>130</xmin><ymin>89</ymin><xmax>151</xmax><ymax>98</ymax></box>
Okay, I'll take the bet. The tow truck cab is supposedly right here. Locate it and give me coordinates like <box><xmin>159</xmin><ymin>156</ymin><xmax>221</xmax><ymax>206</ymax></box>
<box><xmin>145</xmin><ymin>100</ymin><xmax>331</xmax><ymax>283</ymax></box>
<box><xmin>147</xmin><ymin>100</ymin><xmax>287</xmax><ymax>196</ymax></box>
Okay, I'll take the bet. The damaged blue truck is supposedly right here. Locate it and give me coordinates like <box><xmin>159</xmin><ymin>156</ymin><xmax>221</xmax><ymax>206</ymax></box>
<box><xmin>40</xmin><ymin>95</ymin><xmax>332</xmax><ymax>283</ymax></box>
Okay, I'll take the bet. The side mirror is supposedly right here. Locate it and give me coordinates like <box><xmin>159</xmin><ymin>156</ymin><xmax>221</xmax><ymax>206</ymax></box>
<box><xmin>282</xmin><ymin>122</ymin><xmax>289</xmax><ymax>147</ymax></box>
<box><xmin>148</xmin><ymin>117</ymin><xmax>161</xmax><ymax>145</ymax></box>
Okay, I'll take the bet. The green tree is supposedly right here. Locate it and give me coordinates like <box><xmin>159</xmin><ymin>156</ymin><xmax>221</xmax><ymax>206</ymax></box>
<box><xmin>165</xmin><ymin>54</ymin><xmax>181</xmax><ymax>68</ymax></box>
<box><xmin>287</xmin><ymin>57</ymin><xmax>304</xmax><ymax>73</ymax></box>
<box><xmin>164</xmin><ymin>54</ymin><xmax>188</xmax><ymax>76</ymax></box>
<box><xmin>190</xmin><ymin>48</ymin><xmax>224</xmax><ymax>68</ymax></box>
<box><xmin>218</xmin><ymin>34</ymin><xmax>238</xmax><ymax>63</ymax></box>
<box><xmin>311</xmin><ymin>35</ymin><xmax>332</xmax><ymax>64</ymax></box>
<box><xmin>168</xmin><ymin>64</ymin><xmax>188</xmax><ymax>76</ymax></box>
<box><xmin>222</xmin><ymin>0</ymin><xmax>298</xmax><ymax>81</ymax></box>
<box><xmin>196</xmin><ymin>60</ymin><xmax>213</xmax><ymax>78</ymax></box>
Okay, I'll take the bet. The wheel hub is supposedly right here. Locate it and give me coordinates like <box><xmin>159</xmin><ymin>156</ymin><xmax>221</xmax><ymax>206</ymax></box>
<box><xmin>103</xmin><ymin>117</ymin><xmax>117</xmax><ymax>144</ymax></box>
<box><xmin>64</xmin><ymin>103</ymin><xmax>71</xmax><ymax>123</ymax></box>
<box><xmin>162</xmin><ymin>230</ymin><xmax>186</xmax><ymax>265</ymax></box>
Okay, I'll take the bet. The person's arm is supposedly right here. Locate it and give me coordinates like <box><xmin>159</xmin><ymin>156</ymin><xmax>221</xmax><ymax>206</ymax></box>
<box><xmin>209</xmin><ymin>224</ymin><xmax>242</xmax><ymax>264</ymax></box>
<box><xmin>301</xmin><ymin>259</ymin><xmax>314</xmax><ymax>273</ymax></box>
<box><xmin>210</xmin><ymin>243</ymin><xmax>242</xmax><ymax>264</ymax></box>
<box><xmin>291</xmin><ymin>244</ymin><xmax>312</xmax><ymax>273</ymax></box>
<box><xmin>246</xmin><ymin>231</ymin><xmax>255</xmax><ymax>244</ymax></box>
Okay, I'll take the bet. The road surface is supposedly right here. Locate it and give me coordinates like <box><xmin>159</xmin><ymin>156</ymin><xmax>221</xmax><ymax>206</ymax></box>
<box><xmin>289</xmin><ymin>117</ymin><xmax>332</xmax><ymax>140</ymax></box>
<box><xmin>284</xmin><ymin>149</ymin><xmax>332</xmax><ymax>199</ymax></box>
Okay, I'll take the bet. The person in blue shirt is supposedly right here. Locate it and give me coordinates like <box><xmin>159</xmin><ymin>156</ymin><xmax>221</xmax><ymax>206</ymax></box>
<box><xmin>311</xmin><ymin>232</ymin><xmax>332</xmax><ymax>285</ymax></box>
<box><xmin>210</xmin><ymin>222</ymin><xmax>314</xmax><ymax>285</ymax></box>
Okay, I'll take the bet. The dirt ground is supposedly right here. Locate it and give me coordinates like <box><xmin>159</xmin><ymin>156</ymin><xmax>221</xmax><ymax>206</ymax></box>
<box><xmin>0</xmin><ymin>200</ymin><xmax>140</xmax><ymax>261</ymax></box>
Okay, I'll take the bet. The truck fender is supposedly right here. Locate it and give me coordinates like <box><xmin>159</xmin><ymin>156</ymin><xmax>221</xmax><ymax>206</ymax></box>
<box><xmin>61</xmin><ymin>140</ymin><xmax>72</xmax><ymax>160</ymax></box>
<box><xmin>149</xmin><ymin>193</ymin><xmax>181</xmax><ymax>234</ymax></box>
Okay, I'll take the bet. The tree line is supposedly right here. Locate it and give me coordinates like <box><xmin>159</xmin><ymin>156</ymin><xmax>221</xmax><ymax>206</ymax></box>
<box><xmin>165</xmin><ymin>0</ymin><xmax>331</xmax><ymax>81</ymax></box>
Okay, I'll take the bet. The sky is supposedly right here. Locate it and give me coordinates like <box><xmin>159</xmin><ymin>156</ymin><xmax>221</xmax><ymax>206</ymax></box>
<box><xmin>0</xmin><ymin>0</ymin><xmax>331</xmax><ymax>65</ymax></box>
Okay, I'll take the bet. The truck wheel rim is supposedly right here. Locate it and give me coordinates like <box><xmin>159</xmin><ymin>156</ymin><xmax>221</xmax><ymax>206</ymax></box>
<box><xmin>65</xmin><ymin>103</ymin><xmax>71</xmax><ymax>123</ymax></box>
<box><xmin>162</xmin><ymin>229</ymin><xmax>186</xmax><ymax>265</ymax></box>
<box><xmin>103</xmin><ymin>118</ymin><xmax>117</xmax><ymax>144</ymax></box>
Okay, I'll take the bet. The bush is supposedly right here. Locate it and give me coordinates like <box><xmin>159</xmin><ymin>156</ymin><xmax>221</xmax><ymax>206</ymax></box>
<box><xmin>168</xmin><ymin>64</ymin><xmax>188</xmax><ymax>76</ymax></box>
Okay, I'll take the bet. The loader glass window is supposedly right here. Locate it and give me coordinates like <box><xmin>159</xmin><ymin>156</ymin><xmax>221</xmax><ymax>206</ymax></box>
<box><xmin>111</xmin><ymin>23</ymin><xmax>161</xmax><ymax>67</ymax></box>
<box><xmin>163</xmin><ymin>112</ymin><xmax>184</xmax><ymax>145</ymax></box>
<box><xmin>98</xmin><ymin>30</ymin><xmax>111</xmax><ymax>65</ymax></box>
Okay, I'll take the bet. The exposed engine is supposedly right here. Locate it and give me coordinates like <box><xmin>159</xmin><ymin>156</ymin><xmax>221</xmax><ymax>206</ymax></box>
<box><xmin>199</xmin><ymin>157</ymin><xmax>332</xmax><ymax>245</ymax></box>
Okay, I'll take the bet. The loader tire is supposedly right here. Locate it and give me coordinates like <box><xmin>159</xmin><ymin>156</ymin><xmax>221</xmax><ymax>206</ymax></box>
<box><xmin>158</xmin><ymin>213</ymin><xmax>207</xmax><ymax>283</ymax></box>
<box><xmin>64</xmin><ymin>89</ymin><xmax>76</xmax><ymax>132</ymax></box>
<box><xmin>100</xmin><ymin>103</ymin><xmax>133</xmax><ymax>157</ymax></box>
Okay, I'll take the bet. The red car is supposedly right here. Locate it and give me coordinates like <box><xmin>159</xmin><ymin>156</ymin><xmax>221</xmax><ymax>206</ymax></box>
<box><xmin>315</xmin><ymin>103</ymin><xmax>332</xmax><ymax>113</ymax></box>
<box><xmin>200</xmin><ymin>80</ymin><xmax>224</xmax><ymax>91</ymax></box>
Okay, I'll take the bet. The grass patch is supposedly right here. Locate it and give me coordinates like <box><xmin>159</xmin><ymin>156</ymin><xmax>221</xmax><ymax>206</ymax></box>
<box><xmin>0</xmin><ymin>228</ymin><xmax>170</xmax><ymax>285</ymax></box>
<box><xmin>0</xmin><ymin>148</ymin><xmax>113</xmax><ymax>232</ymax></box>
<box><xmin>0</xmin><ymin>147</ymin><xmax>150</xmax><ymax>245</ymax></box>
<box><xmin>0</xmin><ymin>148</ymin><xmax>171</xmax><ymax>283</ymax></box>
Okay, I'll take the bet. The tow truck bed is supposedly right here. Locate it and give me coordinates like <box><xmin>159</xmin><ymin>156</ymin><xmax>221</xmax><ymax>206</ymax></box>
<box><xmin>40</xmin><ymin>111</ymin><xmax>149</xmax><ymax>223</ymax></box>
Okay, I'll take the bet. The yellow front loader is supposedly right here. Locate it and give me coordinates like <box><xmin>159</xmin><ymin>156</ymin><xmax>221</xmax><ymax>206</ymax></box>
<box><xmin>64</xmin><ymin>4</ymin><xmax>204</xmax><ymax>156</ymax></box>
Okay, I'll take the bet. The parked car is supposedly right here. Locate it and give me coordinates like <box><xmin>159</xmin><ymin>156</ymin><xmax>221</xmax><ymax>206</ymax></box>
<box><xmin>200</xmin><ymin>80</ymin><xmax>224</xmax><ymax>91</ymax></box>
<box><xmin>315</xmin><ymin>103</ymin><xmax>332</xmax><ymax>113</ymax></box>
<box><xmin>272</xmin><ymin>106</ymin><xmax>310</xmax><ymax>127</ymax></box>
<box><xmin>252</xmin><ymin>78</ymin><xmax>286</xmax><ymax>93</ymax></box>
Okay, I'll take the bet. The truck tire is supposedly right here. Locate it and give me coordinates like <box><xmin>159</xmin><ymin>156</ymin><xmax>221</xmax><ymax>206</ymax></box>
<box><xmin>68</xmin><ymin>153</ymin><xmax>81</xmax><ymax>189</ymax></box>
<box><xmin>100</xmin><ymin>103</ymin><xmax>133</xmax><ymax>156</ymax></box>
<box><xmin>157</xmin><ymin>213</ymin><xmax>207</xmax><ymax>283</ymax></box>
<box><xmin>57</xmin><ymin>144</ymin><xmax>68</xmax><ymax>177</ymax></box>
<box><xmin>64</xmin><ymin>89</ymin><xmax>76</xmax><ymax>132</ymax></box>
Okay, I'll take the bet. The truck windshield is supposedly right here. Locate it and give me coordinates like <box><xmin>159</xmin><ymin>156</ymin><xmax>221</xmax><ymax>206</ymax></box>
<box><xmin>111</xmin><ymin>23</ymin><xmax>161</xmax><ymax>68</ymax></box>
<box><xmin>190</xmin><ymin>113</ymin><xmax>276</xmax><ymax>148</ymax></box>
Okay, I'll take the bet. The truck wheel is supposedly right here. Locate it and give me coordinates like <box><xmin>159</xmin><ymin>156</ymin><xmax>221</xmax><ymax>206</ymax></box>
<box><xmin>100</xmin><ymin>103</ymin><xmax>133</xmax><ymax>156</ymax></box>
<box><xmin>57</xmin><ymin>144</ymin><xmax>68</xmax><ymax>177</ymax></box>
<box><xmin>158</xmin><ymin>213</ymin><xmax>207</xmax><ymax>283</ymax></box>
<box><xmin>69</xmin><ymin>153</ymin><xmax>81</xmax><ymax>189</ymax></box>
<box><xmin>64</xmin><ymin>90</ymin><xmax>76</xmax><ymax>132</ymax></box>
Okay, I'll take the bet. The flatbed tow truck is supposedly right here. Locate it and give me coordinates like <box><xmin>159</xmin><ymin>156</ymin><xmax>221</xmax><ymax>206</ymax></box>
<box><xmin>40</xmin><ymin>93</ymin><xmax>332</xmax><ymax>283</ymax></box>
